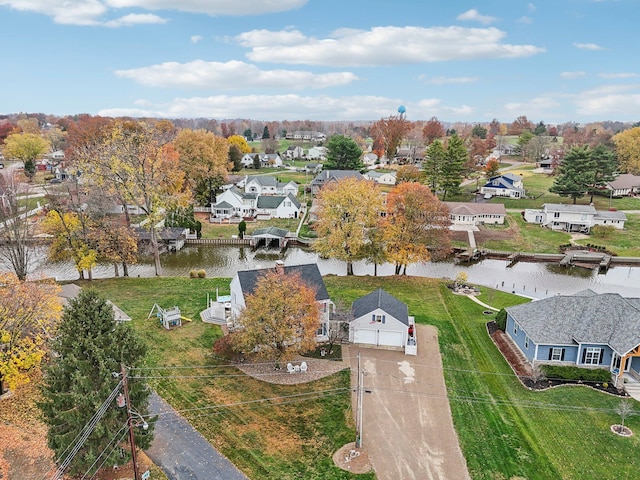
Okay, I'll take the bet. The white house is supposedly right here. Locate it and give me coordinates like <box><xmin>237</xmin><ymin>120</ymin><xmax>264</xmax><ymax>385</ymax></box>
<box><xmin>310</xmin><ymin>170</ymin><xmax>364</xmax><ymax>195</ymax></box>
<box><xmin>524</xmin><ymin>203</ymin><xmax>627</xmax><ymax>232</ymax></box>
<box><xmin>364</xmin><ymin>170</ymin><xmax>397</xmax><ymax>185</ymax></box>
<box><xmin>283</xmin><ymin>145</ymin><xmax>304</xmax><ymax>160</ymax></box>
<box><xmin>607</xmin><ymin>174</ymin><xmax>640</xmax><ymax>197</ymax></box>
<box><xmin>262</xmin><ymin>153</ymin><xmax>283</xmax><ymax>168</ymax></box>
<box><xmin>50</xmin><ymin>150</ymin><xmax>65</xmax><ymax>160</ymax></box>
<box><xmin>212</xmin><ymin>187</ymin><xmax>257</xmax><ymax>218</ymax></box>
<box><xmin>349</xmin><ymin>288</ymin><xmax>416</xmax><ymax>354</ymax></box>
<box><xmin>445</xmin><ymin>202</ymin><xmax>506</xmax><ymax>227</ymax></box>
<box><xmin>480</xmin><ymin>173</ymin><xmax>525</xmax><ymax>198</ymax></box>
<box><xmin>362</xmin><ymin>153</ymin><xmax>378</xmax><ymax>166</ymax></box>
<box><xmin>307</xmin><ymin>146</ymin><xmax>327</xmax><ymax>160</ymax></box>
<box><xmin>229</xmin><ymin>262</ymin><xmax>333</xmax><ymax>341</ymax></box>
<box><xmin>255</xmin><ymin>193</ymin><xmax>302</xmax><ymax>219</ymax></box>
<box><xmin>244</xmin><ymin>175</ymin><xmax>298</xmax><ymax>197</ymax></box>
<box><xmin>240</xmin><ymin>153</ymin><xmax>259</xmax><ymax>168</ymax></box>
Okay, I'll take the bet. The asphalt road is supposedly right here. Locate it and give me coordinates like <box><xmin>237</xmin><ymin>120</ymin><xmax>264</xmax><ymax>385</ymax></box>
<box><xmin>145</xmin><ymin>392</ymin><xmax>249</xmax><ymax>480</ymax></box>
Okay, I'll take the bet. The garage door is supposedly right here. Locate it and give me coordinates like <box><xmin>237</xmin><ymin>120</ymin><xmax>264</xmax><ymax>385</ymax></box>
<box><xmin>378</xmin><ymin>330</ymin><xmax>404</xmax><ymax>347</ymax></box>
<box><xmin>354</xmin><ymin>329</ymin><xmax>377</xmax><ymax>345</ymax></box>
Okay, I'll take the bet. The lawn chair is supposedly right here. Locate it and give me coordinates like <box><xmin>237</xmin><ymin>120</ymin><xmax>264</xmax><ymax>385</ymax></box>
<box><xmin>300</xmin><ymin>361</ymin><xmax>308</xmax><ymax>373</ymax></box>
<box><xmin>287</xmin><ymin>363</ymin><xmax>296</xmax><ymax>374</ymax></box>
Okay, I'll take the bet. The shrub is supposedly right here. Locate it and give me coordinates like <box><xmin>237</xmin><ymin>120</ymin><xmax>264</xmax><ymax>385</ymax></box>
<box><xmin>541</xmin><ymin>365</ymin><xmax>610</xmax><ymax>383</ymax></box>
<box><xmin>212</xmin><ymin>334</ymin><xmax>235</xmax><ymax>360</ymax></box>
<box><xmin>591</xmin><ymin>225</ymin><xmax>616</xmax><ymax>238</ymax></box>
<box><xmin>189</xmin><ymin>270</ymin><xmax>198</xmax><ymax>278</ymax></box>
<box><xmin>197</xmin><ymin>269</ymin><xmax>206</xmax><ymax>278</ymax></box>
<box><xmin>495</xmin><ymin>309</ymin><xmax>507</xmax><ymax>331</ymax></box>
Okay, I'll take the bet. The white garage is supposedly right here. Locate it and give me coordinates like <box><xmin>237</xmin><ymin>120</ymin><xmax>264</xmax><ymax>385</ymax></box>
<box><xmin>349</xmin><ymin>288</ymin><xmax>416</xmax><ymax>354</ymax></box>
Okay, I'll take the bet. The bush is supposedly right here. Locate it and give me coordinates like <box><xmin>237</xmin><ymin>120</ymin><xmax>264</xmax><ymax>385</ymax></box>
<box><xmin>541</xmin><ymin>365</ymin><xmax>611</xmax><ymax>383</ymax></box>
<box><xmin>197</xmin><ymin>269</ymin><xmax>206</xmax><ymax>278</ymax></box>
<box><xmin>495</xmin><ymin>309</ymin><xmax>507</xmax><ymax>331</ymax></box>
<box><xmin>212</xmin><ymin>334</ymin><xmax>236</xmax><ymax>360</ymax></box>
<box><xmin>591</xmin><ymin>225</ymin><xmax>616</xmax><ymax>238</ymax></box>
<box><xmin>189</xmin><ymin>270</ymin><xmax>198</xmax><ymax>278</ymax></box>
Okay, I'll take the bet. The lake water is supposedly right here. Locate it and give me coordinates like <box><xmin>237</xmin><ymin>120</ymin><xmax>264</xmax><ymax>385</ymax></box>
<box><xmin>11</xmin><ymin>245</ymin><xmax>640</xmax><ymax>300</ymax></box>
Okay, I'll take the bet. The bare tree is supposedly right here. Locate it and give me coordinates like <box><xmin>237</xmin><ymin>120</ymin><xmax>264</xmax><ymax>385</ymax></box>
<box><xmin>0</xmin><ymin>173</ymin><xmax>37</xmax><ymax>280</ymax></box>
<box><xmin>616</xmin><ymin>399</ymin><xmax>633</xmax><ymax>432</ymax></box>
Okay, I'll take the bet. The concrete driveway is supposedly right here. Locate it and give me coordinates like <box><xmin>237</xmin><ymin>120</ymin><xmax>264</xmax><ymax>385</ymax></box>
<box><xmin>345</xmin><ymin>325</ymin><xmax>470</xmax><ymax>480</ymax></box>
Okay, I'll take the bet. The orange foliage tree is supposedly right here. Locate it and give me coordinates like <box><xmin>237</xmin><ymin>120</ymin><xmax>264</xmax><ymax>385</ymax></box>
<box><xmin>231</xmin><ymin>271</ymin><xmax>321</xmax><ymax>366</ymax></box>
<box><xmin>371</xmin><ymin>115</ymin><xmax>411</xmax><ymax>162</ymax></box>
<box><xmin>0</xmin><ymin>273</ymin><xmax>61</xmax><ymax>392</ymax></box>
<box><xmin>383</xmin><ymin>183</ymin><xmax>451</xmax><ymax>275</ymax></box>
<box><xmin>422</xmin><ymin>117</ymin><xmax>445</xmax><ymax>145</ymax></box>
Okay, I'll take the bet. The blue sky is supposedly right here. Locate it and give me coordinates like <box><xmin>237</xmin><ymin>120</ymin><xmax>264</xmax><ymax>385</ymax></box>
<box><xmin>1</xmin><ymin>0</ymin><xmax>639</xmax><ymax>123</ymax></box>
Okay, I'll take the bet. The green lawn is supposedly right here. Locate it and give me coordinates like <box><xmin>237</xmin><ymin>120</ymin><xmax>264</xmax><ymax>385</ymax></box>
<box><xmin>480</xmin><ymin>213</ymin><xmax>572</xmax><ymax>253</ymax></box>
<box><xmin>84</xmin><ymin>275</ymin><xmax>640</xmax><ymax>480</ymax></box>
<box><xmin>575</xmin><ymin>214</ymin><xmax>640</xmax><ymax>256</ymax></box>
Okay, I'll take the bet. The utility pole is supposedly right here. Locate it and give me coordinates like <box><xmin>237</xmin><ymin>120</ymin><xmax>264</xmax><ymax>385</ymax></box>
<box><xmin>355</xmin><ymin>352</ymin><xmax>364</xmax><ymax>448</ymax></box>
<box><xmin>121</xmin><ymin>364</ymin><xmax>141</xmax><ymax>480</ymax></box>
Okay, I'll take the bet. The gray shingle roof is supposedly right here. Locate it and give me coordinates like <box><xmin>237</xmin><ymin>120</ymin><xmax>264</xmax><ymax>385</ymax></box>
<box><xmin>543</xmin><ymin>203</ymin><xmax>596</xmax><ymax>214</ymax></box>
<box><xmin>214</xmin><ymin>201</ymin><xmax>233</xmax><ymax>209</ymax></box>
<box><xmin>593</xmin><ymin>210</ymin><xmax>627</xmax><ymax>221</ymax></box>
<box><xmin>236</xmin><ymin>263</ymin><xmax>329</xmax><ymax>301</ymax></box>
<box><xmin>311</xmin><ymin>170</ymin><xmax>363</xmax><ymax>186</ymax></box>
<box><xmin>252</xmin><ymin>226</ymin><xmax>288</xmax><ymax>238</ymax></box>
<box><xmin>608</xmin><ymin>174</ymin><xmax>640</xmax><ymax>190</ymax></box>
<box><xmin>257</xmin><ymin>195</ymin><xmax>286</xmax><ymax>209</ymax></box>
<box><xmin>352</xmin><ymin>288</ymin><xmax>409</xmax><ymax>326</ymax></box>
<box><xmin>506</xmin><ymin>290</ymin><xmax>640</xmax><ymax>355</ymax></box>
<box><xmin>445</xmin><ymin>202</ymin><xmax>506</xmax><ymax>216</ymax></box>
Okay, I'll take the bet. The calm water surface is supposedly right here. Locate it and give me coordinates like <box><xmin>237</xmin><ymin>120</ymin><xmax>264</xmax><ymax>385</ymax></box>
<box><xmin>13</xmin><ymin>245</ymin><xmax>640</xmax><ymax>299</ymax></box>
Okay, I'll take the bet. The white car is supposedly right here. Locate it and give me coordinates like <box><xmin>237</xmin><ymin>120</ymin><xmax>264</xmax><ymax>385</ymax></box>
<box><xmin>483</xmin><ymin>193</ymin><xmax>493</xmax><ymax>199</ymax></box>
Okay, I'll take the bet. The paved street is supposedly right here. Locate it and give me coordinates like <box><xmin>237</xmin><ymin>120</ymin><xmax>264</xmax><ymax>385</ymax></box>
<box><xmin>145</xmin><ymin>392</ymin><xmax>248</xmax><ymax>480</ymax></box>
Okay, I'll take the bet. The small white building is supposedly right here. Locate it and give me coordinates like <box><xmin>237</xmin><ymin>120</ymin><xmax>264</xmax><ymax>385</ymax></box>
<box><xmin>255</xmin><ymin>193</ymin><xmax>302</xmax><ymax>219</ymax></box>
<box><xmin>349</xmin><ymin>288</ymin><xmax>416</xmax><ymax>354</ymax></box>
<box><xmin>607</xmin><ymin>174</ymin><xmax>640</xmax><ymax>197</ymax></box>
<box><xmin>244</xmin><ymin>175</ymin><xmax>298</xmax><ymax>196</ymax></box>
<box><xmin>364</xmin><ymin>170</ymin><xmax>397</xmax><ymax>185</ymax></box>
<box><xmin>445</xmin><ymin>202</ymin><xmax>506</xmax><ymax>227</ymax></box>
<box><xmin>480</xmin><ymin>173</ymin><xmax>525</xmax><ymax>198</ymax></box>
<box><xmin>524</xmin><ymin>203</ymin><xmax>627</xmax><ymax>232</ymax></box>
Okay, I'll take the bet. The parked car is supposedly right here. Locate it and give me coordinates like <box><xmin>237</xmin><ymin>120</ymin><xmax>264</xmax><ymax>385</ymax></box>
<box><xmin>483</xmin><ymin>193</ymin><xmax>492</xmax><ymax>199</ymax></box>
<box><xmin>0</xmin><ymin>162</ymin><xmax>4</xmax><ymax>169</ymax></box>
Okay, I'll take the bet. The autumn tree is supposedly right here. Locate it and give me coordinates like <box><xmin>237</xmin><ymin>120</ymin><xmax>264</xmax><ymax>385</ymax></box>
<box><xmin>39</xmin><ymin>289</ymin><xmax>152</xmax><ymax>477</ymax></box>
<box><xmin>383</xmin><ymin>182</ymin><xmax>451</xmax><ymax>275</ymax></box>
<box><xmin>81</xmin><ymin>121</ymin><xmax>190</xmax><ymax>275</ymax></box>
<box><xmin>613</xmin><ymin>126</ymin><xmax>640</xmax><ymax>174</ymax></box>
<box><xmin>440</xmin><ymin>134</ymin><xmax>468</xmax><ymax>201</ymax></box>
<box><xmin>17</xmin><ymin>118</ymin><xmax>40</xmax><ymax>134</ymax></box>
<box><xmin>549</xmin><ymin>146</ymin><xmax>594</xmax><ymax>203</ymax></box>
<box><xmin>3</xmin><ymin>132</ymin><xmax>49</xmax><ymax>180</ymax></box>
<box><xmin>396</xmin><ymin>164</ymin><xmax>422</xmax><ymax>183</ymax></box>
<box><xmin>231</xmin><ymin>270</ymin><xmax>321</xmax><ymax>367</ymax></box>
<box><xmin>227</xmin><ymin>134</ymin><xmax>251</xmax><ymax>154</ymax></box>
<box><xmin>0</xmin><ymin>175</ymin><xmax>36</xmax><ymax>280</ymax></box>
<box><xmin>422</xmin><ymin>117</ymin><xmax>445</xmax><ymax>145</ymax></box>
<box><xmin>324</xmin><ymin>135</ymin><xmax>364</xmax><ymax>170</ymax></box>
<box><xmin>92</xmin><ymin>222</ymin><xmax>138</xmax><ymax>277</ymax></box>
<box><xmin>484</xmin><ymin>158</ymin><xmax>500</xmax><ymax>179</ymax></box>
<box><xmin>424</xmin><ymin>139</ymin><xmax>446</xmax><ymax>192</ymax></box>
<box><xmin>371</xmin><ymin>115</ymin><xmax>411</xmax><ymax>162</ymax></box>
<box><xmin>174</xmin><ymin>128</ymin><xmax>229</xmax><ymax>206</ymax></box>
<box><xmin>313</xmin><ymin>177</ymin><xmax>384</xmax><ymax>275</ymax></box>
<box><xmin>508</xmin><ymin>115</ymin><xmax>533</xmax><ymax>135</ymax></box>
<box><xmin>0</xmin><ymin>273</ymin><xmax>61</xmax><ymax>393</ymax></box>
<box><xmin>488</xmin><ymin>119</ymin><xmax>501</xmax><ymax>136</ymax></box>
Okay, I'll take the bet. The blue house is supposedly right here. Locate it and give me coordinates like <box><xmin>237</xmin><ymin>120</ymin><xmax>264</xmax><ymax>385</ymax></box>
<box><xmin>480</xmin><ymin>173</ymin><xmax>524</xmax><ymax>198</ymax></box>
<box><xmin>505</xmin><ymin>290</ymin><xmax>640</xmax><ymax>386</ymax></box>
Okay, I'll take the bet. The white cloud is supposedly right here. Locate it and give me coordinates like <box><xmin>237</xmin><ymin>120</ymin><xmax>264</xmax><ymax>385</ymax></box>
<box><xmin>517</xmin><ymin>16</ymin><xmax>533</xmax><ymax>24</ymax></box>
<box><xmin>422</xmin><ymin>76</ymin><xmax>478</xmax><ymax>85</ymax></box>
<box><xmin>574</xmin><ymin>84</ymin><xmax>640</xmax><ymax>116</ymax></box>
<box><xmin>237</xmin><ymin>26</ymin><xmax>544</xmax><ymax>67</ymax></box>
<box><xmin>104</xmin><ymin>13</ymin><xmax>167</xmax><ymax>27</ymax></box>
<box><xmin>0</xmin><ymin>0</ymin><xmax>307</xmax><ymax>25</ymax></box>
<box><xmin>190</xmin><ymin>35</ymin><xmax>203</xmax><ymax>44</ymax></box>
<box><xmin>528</xmin><ymin>3</ymin><xmax>536</xmax><ymax>12</ymax></box>
<box><xmin>598</xmin><ymin>72</ymin><xmax>638</xmax><ymax>79</ymax></box>
<box><xmin>560</xmin><ymin>71</ymin><xmax>586</xmax><ymax>79</ymax></box>
<box><xmin>573</xmin><ymin>42</ymin><xmax>604</xmax><ymax>51</ymax></box>
<box><xmin>503</xmin><ymin>96</ymin><xmax>561</xmax><ymax>117</ymax></box>
<box><xmin>456</xmin><ymin>9</ymin><xmax>496</xmax><ymax>25</ymax></box>
<box><xmin>115</xmin><ymin>60</ymin><xmax>359</xmax><ymax>89</ymax></box>
<box><xmin>97</xmin><ymin>94</ymin><xmax>473</xmax><ymax>121</ymax></box>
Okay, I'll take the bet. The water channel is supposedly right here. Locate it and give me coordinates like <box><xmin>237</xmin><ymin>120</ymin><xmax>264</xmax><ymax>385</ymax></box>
<box><xmin>10</xmin><ymin>245</ymin><xmax>640</xmax><ymax>300</ymax></box>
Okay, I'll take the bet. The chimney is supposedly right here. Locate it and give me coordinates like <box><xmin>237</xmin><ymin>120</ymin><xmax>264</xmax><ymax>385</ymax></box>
<box><xmin>275</xmin><ymin>260</ymin><xmax>285</xmax><ymax>275</ymax></box>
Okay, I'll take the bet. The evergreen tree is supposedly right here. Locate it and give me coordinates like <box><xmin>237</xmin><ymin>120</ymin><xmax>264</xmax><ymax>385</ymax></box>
<box><xmin>253</xmin><ymin>154</ymin><xmax>261</xmax><ymax>169</ymax></box>
<box><xmin>588</xmin><ymin>144</ymin><xmax>618</xmax><ymax>202</ymax></box>
<box><xmin>262</xmin><ymin>126</ymin><xmax>270</xmax><ymax>139</ymax></box>
<box><xmin>440</xmin><ymin>134</ymin><xmax>467</xmax><ymax>201</ymax></box>
<box><xmin>39</xmin><ymin>289</ymin><xmax>152</xmax><ymax>476</ymax></box>
<box><xmin>424</xmin><ymin>139</ymin><xmax>445</xmax><ymax>192</ymax></box>
<box><xmin>229</xmin><ymin>144</ymin><xmax>243</xmax><ymax>172</ymax></box>
<box><xmin>324</xmin><ymin>135</ymin><xmax>364</xmax><ymax>170</ymax></box>
<box><xmin>549</xmin><ymin>145</ymin><xmax>594</xmax><ymax>204</ymax></box>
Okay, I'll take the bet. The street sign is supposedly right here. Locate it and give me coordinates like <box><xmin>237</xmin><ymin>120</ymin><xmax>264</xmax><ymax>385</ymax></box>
<box><xmin>141</xmin><ymin>470</ymin><xmax>150</xmax><ymax>480</ymax></box>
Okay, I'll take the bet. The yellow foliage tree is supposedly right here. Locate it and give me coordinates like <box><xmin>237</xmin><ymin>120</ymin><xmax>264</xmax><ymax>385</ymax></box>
<box><xmin>613</xmin><ymin>127</ymin><xmax>640</xmax><ymax>175</ymax></box>
<box><xmin>313</xmin><ymin>177</ymin><xmax>384</xmax><ymax>275</ymax></box>
<box><xmin>227</xmin><ymin>134</ymin><xmax>252</xmax><ymax>154</ymax></box>
<box><xmin>231</xmin><ymin>270</ymin><xmax>320</xmax><ymax>366</ymax></box>
<box><xmin>0</xmin><ymin>273</ymin><xmax>61</xmax><ymax>392</ymax></box>
<box><xmin>383</xmin><ymin>182</ymin><xmax>451</xmax><ymax>275</ymax></box>
<box><xmin>3</xmin><ymin>132</ymin><xmax>50</xmax><ymax>179</ymax></box>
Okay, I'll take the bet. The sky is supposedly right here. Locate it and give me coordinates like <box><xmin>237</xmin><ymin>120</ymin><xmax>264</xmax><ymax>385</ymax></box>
<box><xmin>1</xmin><ymin>0</ymin><xmax>639</xmax><ymax>124</ymax></box>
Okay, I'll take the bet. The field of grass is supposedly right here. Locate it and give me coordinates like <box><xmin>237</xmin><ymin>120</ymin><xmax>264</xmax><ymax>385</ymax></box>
<box><xmin>84</xmin><ymin>275</ymin><xmax>640</xmax><ymax>480</ymax></box>
<box><xmin>200</xmin><ymin>216</ymin><xmax>304</xmax><ymax>239</ymax></box>
<box><xmin>480</xmin><ymin>214</ymin><xmax>572</xmax><ymax>253</ymax></box>
<box><xmin>575</xmin><ymin>214</ymin><xmax>640</xmax><ymax>256</ymax></box>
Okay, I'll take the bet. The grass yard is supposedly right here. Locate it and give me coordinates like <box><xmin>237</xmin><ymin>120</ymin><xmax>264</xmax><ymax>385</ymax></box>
<box><xmin>479</xmin><ymin>213</ymin><xmax>572</xmax><ymax>253</ymax></box>
<box><xmin>575</xmin><ymin>213</ymin><xmax>640</xmax><ymax>257</ymax></box>
<box><xmin>82</xmin><ymin>275</ymin><xmax>640</xmax><ymax>480</ymax></box>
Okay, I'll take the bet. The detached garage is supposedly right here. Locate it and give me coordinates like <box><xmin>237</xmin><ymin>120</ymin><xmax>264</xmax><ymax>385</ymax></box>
<box><xmin>349</xmin><ymin>288</ymin><xmax>416</xmax><ymax>354</ymax></box>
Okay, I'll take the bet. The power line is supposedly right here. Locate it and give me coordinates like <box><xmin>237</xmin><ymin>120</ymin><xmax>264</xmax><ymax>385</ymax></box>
<box><xmin>80</xmin><ymin>422</ymin><xmax>129</xmax><ymax>480</ymax></box>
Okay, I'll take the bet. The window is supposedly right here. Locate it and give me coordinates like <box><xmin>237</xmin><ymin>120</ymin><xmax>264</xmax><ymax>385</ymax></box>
<box><xmin>513</xmin><ymin>322</ymin><xmax>518</xmax><ymax>335</ymax></box>
<box><xmin>524</xmin><ymin>335</ymin><xmax>529</xmax><ymax>349</ymax></box>
<box><xmin>553</xmin><ymin>211</ymin><xmax>560</xmax><ymax>218</ymax></box>
<box><xmin>372</xmin><ymin>314</ymin><xmax>386</xmax><ymax>323</ymax></box>
<box><xmin>549</xmin><ymin>348</ymin><xmax>564</xmax><ymax>361</ymax></box>
<box><xmin>583</xmin><ymin>347</ymin><xmax>603</xmax><ymax>365</ymax></box>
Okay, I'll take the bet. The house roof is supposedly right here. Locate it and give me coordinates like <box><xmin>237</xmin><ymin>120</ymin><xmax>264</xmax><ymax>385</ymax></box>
<box><xmin>247</xmin><ymin>175</ymin><xmax>278</xmax><ymax>187</ymax></box>
<box><xmin>135</xmin><ymin>227</ymin><xmax>186</xmax><ymax>241</ymax></box>
<box><xmin>608</xmin><ymin>174</ymin><xmax>640</xmax><ymax>190</ymax></box>
<box><xmin>542</xmin><ymin>203</ymin><xmax>596</xmax><ymax>214</ymax></box>
<box><xmin>445</xmin><ymin>201</ymin><xmax>506</xmax><ymax>216</ymax></box>
<box><xmin>352</xmin><ymin>288</ymin><xmax>409</xmax><ymax>326</ymax></box>
<box><xmin>252</xmin><ymin>226</ymin><xmax>289</xmax><ymax>238</ymax></box>
<box><xmin>311</xmin><ymin>170</ymin><xmax>364</xmax><ymax>186</ymax></box>
<box><xmin>236</xmin><ymin>263</ymin><xmax>329</xmax><ymax>301</ymax></box>
<box><xmin>506</xmin><ymin>290</ymin><xmax>640</xmax><ymax>355</ymax></box>
<box><xmin>214</xmin><ymin>201</ymin><xmax>234</xmax><ymax>209</ymax></box>
<box><xmin>593</xmin><ymin>210</ymin><xmax>627</xmax><ymax>221</ymax></box>
<box><xmin>484</xmin><ymin>174</ymin><xmax>524</xmax><ymax>191</ymax></box>
<box><xmin>256</xmin><ymin>194</ymin><xmax>301</xmax><ymax>209</ymax></box>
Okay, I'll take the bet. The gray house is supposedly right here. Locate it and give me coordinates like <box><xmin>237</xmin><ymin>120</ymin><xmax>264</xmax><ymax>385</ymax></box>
<box><xmin>505</xmin><ymin>290</ymin><xmax>640</xmax><ymax>386</ymax></box>
<box><xmin>310</xmin><ymin>170</ymin><xmax>364</xmax><ymax>195</ymax></box>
